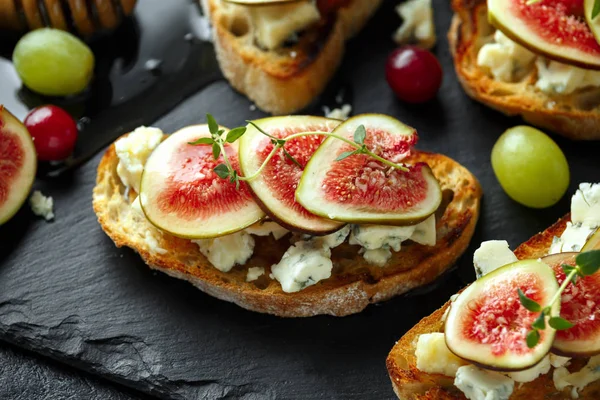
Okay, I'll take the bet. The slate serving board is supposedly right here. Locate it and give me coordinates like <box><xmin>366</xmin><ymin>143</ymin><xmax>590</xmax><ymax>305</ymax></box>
<box><xmin>1</xmin><ymin>1</ymin><xmax>600</xmax><ymax>399</ymax></box>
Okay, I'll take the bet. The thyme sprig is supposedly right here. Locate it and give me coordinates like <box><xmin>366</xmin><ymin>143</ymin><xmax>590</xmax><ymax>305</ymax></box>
<box><xmin>189</xmin><ymin>114</ymin><xmax>410</xmax><ymax>188</ymax></box>
<box><xmin>519</xmin><ymin>250</ymin><xmax>600</xmax><ymax>348</ymax></box>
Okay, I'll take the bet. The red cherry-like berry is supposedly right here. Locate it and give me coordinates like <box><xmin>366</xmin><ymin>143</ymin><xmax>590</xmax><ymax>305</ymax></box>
<box><xmin>385</xmin><ymin>46</ymin><xmax>443</xmax><ymax>104</ymax></box>
<box><xmin>24</xmin><ymin>105</ymin><xmax>78</xmax><ymax>161</ymax></box>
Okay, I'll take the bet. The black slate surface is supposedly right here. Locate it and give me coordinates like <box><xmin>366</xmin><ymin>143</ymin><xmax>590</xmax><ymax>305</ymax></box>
<box><xmin>0</xmin><ymin>343</ymin><xmax>146</xmax><ymax>400</ymax></box>
<box><xmin>2</xmin><ymin>1</ymin><xmax>600</xmax><ymax>399</ymax></box>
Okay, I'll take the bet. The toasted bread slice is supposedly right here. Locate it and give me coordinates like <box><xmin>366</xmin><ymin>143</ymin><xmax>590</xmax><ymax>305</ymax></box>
<box><xmin>387</xmin><ymin>215</ymin><xmax>600</xmax><ymax>399</ymax></box>
<box><xmin>449</xmin><ymin>0</ymin><xmax>600</xmax><ymax>141</ymax></box>
<box><xmin>202</xmin><ymin>0</ymin><xmax>382</xmax><ymax>115</ymax></box>
<box><xmin>92</xmin><ymin>135</ymin><xmax>482</xmax><ymax>317</ymax></box>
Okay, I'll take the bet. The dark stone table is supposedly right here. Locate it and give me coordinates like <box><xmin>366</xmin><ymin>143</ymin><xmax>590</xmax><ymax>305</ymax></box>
<box><xmin>2</xmin><ymin>0</ymin><xmax>600</xmax><ymax>399</ymax></box>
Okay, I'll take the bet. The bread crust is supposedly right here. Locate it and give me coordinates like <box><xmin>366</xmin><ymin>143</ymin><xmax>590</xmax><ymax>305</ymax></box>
<box><xmin>386</xmin><ymin>215</ymin><xmax>600</xmax><ymax>399</ymax></box>
<box><xmin>92</xmin><ymin>135</ymin><xmax>481</xmax><ymax>317</ymax></box>
<box><xmin>204</xmin><ymin>0</ymin><xmax>383</xmax><ymax>114</ymax></box>
<box><xmin>448</xmin><ymin>0</ymin><xmax>600</xmax><ymax>141</ymax></box>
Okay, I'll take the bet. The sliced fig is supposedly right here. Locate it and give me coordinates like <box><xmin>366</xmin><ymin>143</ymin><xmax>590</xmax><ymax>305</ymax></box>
<box><xmin>140</xmin><ymin>125</ymin><xmax>265</xmax><ymax>239</ymax></box>
<box><xmin>0</xmin><ymin>105</ymin><xmax>36</xmax><ymax>225</ymax></box>
<box><xmin>488</xmin><ymin>0</ymin><xmax>600</xmax><ymax>70</ymax></box>
<box><xmin>542</xmin><ymin>252</ymin><xmax>600</xmax><ymax>357</ymax></box>
<box><xmin>296</xmin><ymin>114</ymin><xmax>441</xmax><ymax>225</ymax></box>
<box><xmin>238</xmin><ymin>116</ymin><xmax>344</xmax><ymax>235</ymax></box>
<box><xmin>445</xmin><ymin>259</ymin><xmax>559</xmax><ymax>371</ymax></box>
<box><xmin>585</xmin><ymin>0</ymin><xmax>600</xmax><ymax>46</ymax></box>
<box><xmin>582</xmin><ymin>228</ymin><xmax>600</xmax><ymax>251</ymax></box>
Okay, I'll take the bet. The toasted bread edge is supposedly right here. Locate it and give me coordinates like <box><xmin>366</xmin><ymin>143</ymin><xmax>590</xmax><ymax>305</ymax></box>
<box><xmin>448</xmin><ymin>0</ymin><xmax>600</xmax><ymax>141</ymax></box>
<box><xmin>205</xmin><ymin>0</ymin><xmax>383</xmax><ymax>115</ymax></box>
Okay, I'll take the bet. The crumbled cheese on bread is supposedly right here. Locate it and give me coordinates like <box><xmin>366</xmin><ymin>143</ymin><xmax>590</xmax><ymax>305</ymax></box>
<box><xmin>415</xmin><ymin>333</ymin><xmax>467</xmax><ymax>377</ymax></box>
<box><xmin>350</xmin><ymin>215</ymin><xmax>436</xmax><ymax>266</ymax></box>
<box><xmin>29</xmin><ymin>190</ymin><xmax>54</xmax><ymax>221</ymax></box>
<box><xmin>472</xmin><ymin>240</ymin><xmax>518</xmax><ymax>278</ymax></box>
<box><xmin>115</xmin><ymin>126</ymin><xmax>163</xmax><ymax>193</ymax></box>
<box><xmin>271</xmin><ymin>240</ymin><xmax>333</xmax><ymax>293</ymax></box>
<box><xmin>536</xmin><ymin>59</ymin><xmax>600</xmax><ymax>95</ymax></box>
<box><xmin>455</xmin><ymin>365</ymin><xmax>514</xmax><ymax>400</ymax></box>
<box><xmin>571</xmin><ymin>183</ymin><xmax>600</xmax><ymax>227</ymax></box>
<box><xmin>550</xmin><ymin>354</ymin><xmax>571</xmax><ymax>369</ymax></box>
<box><xmin>248</xmin><ymin>2</ymin><xmax>320</xmax><ymax>50</ymax></box>
<box><xmin>553</xmin><ymin>356</ymin><xmax>600</xmax><ymax>398</ymax></box>
<box><xmin>193</xmin><ymin>231</ymin><xmax>255</xmax><ymax>273</ymax></box>
<box><xmin>393</xmin><ymin>0</ymin><xmax>436</xmax><ymax>49</ymax></box>
<box><xmin>507</xmin><ymin>355</ymin><xmax>550</xmax><ymax>383</ymax></box>
<box><xmin>478</xmin><ymin>31</ymin><xmax>600</xmax><ymax>95</ymax></box>
<box><xmin>477</xmin><ymin>30</ymin><xmax>535</xmax><ymax>82</ymax></box>
<box><xmin>550</xmin><ymin>182</ymin><xmax>599</xmax><ymax>254</ymax></box>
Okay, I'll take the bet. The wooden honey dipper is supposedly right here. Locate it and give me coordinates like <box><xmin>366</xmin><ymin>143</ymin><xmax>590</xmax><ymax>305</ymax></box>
<box><xmin>0</xmin><ymin>0</ymin><xmax>137</xmax><ymax>37</ymax></box>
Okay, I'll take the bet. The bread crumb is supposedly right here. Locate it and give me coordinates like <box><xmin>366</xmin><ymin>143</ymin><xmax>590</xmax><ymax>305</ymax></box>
<box><xmin>29</xmin><ymin>190</ymin><xmax>54</xmax><ymax>221</ymax></box>
<box><xmin>249</xmin><ymin>104</ymin><xmax>257</xmax><ymax>111</ymax></box>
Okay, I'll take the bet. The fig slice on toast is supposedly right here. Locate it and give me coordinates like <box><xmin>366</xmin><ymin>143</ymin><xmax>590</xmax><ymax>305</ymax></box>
<box><xmin>0</xmin><ymin>105</ymin><xmax>37</xmax><ymax>225</ymax></box>
<box><xmin>445</xmin><ymin>259</ymin><xmax>559</xmax><ymax>371</ymax></box>
<box><xmin>238</xmin><ymin>116</ymin><xmax>345</xmax><ymax>235</ymax></box>
<box><xmin>543</xmin><ymin>252</ymin><xmax>600</xmax><ymax>357</ymax></box>
<box><xmin>488</xmin><ymin>0</ymin><xmax>600</xmax><ymax>70</ymax></box>
<box><xmin>582</xmin><ymin>228</ymin><xmax>600</xmax><ymax>251</ymax></box>
<box><xmin>139</xmin><ymin>125</ymin><xmax>265</xmax><ymax>239</ymax></box>
<box><xmin>296</xmin><ymin>114</ymin><xmax>441</xmax><ymax>225</ymax></box>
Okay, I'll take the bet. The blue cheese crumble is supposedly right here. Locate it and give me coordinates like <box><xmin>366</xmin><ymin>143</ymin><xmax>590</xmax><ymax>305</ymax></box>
<box><xmin>550</xmin><ymin>183</ymin><xmax>600</xmax><ymax>254</ymax></box>
<box><xmin>271</xmin><ymin>241</ymin><xmax>333</xmax><ymax>293</ymax></box>
<box><xmin>454</xmin><ymin>365</ymin><xmax>514</xmax><ymax>400</ymax></box>
<box><xmin>350</xmin><ymin>215</ymin><xmax>436</xmax><ymax>267</ymax></box>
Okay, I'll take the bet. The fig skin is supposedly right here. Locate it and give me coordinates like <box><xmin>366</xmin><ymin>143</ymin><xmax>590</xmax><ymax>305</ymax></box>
<box><xmin>297</xmin><ymin>114</ymin><xmax>442</xmax><ymax>226</ymax></box>
<box><xmin>444</xmin><ymin>259</ymin><xmax>558</xmax><ymax>372</ymax></box>
<box><xmin>585</xmin><ymin>0</ymin><xmax>600</xmax><ymax>51</ymax></box>
<box><xmin>238</xmin><ymin>116</ymin><xmax>345</xmax><ymax>235</ymax></box>
<box><xmin>0</xmin><ymin>106</ymin><xmax>37</xmax><ymax>226</ymax></box>
<box><xmin>543</xmin><ymin>252</ymin><xmax>600</xmax><ymax>358</ymax></box>
<box><xmin>488</xmin><ymin>5</ymin><xmax>600</xmax><ymax>71</ymax></box>
<box><xmin>249</xmin><ymin>189</ymin><xmax>345</xmax><ymax>236</ymax></box>
<box><xmin>139</xmin><ymin>124</ymin><xmax>265</xmax><ymax>239</ymax></box>
<box><xmin>582</xmin><ymin>229</ymin><xmax>600</xmax><ymax>252</ymax></box>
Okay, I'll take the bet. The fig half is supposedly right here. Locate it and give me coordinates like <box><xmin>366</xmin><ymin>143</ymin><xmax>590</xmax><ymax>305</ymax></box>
<box><xmin>238</xmin><ymin>116</ymin><xmax>344</xmax><ymax>235</ymax></box>
<box><xmin>296</xmin><ymin>114</ymin><xmax>441</xmax><ymax>225</ymax></box>
<box><xmin>488</xmin><ymin>0</ymin><xmax>600</xmax><ymax>70</ymax></box>
<box><xmin>582</xmin><ymin>228</ymin><xmax>600</xmax><ymax>251</ymax></box>
<box><xmin>445</xmin><ymin>259</ymin><xmax>559</xmax><ymax>371</ymax></box>
<box><xmin>140</xmin><ymin>125</ymin><xmax>265</xmax><ymax>239</ymax></box>
<box><xmin>0</xmin><ymin>105</ymin><xmax>37</xmax><ymax>225</ymax></box>
<box><xmin>543</xmin><ymin>252</ymin><xmax>600</xmax><ymax>357</ymax></box>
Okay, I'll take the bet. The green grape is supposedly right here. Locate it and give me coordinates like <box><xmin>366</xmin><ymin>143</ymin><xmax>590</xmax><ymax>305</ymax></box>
<box><xmin>12</xmin><ymin>28</ymin><xmax>95</xmax><ymax>97</ymax></box>
<box><xmin>491</xmin><ymin>126</ymin><xmax>569</xmax><ymax>208</ymax></box>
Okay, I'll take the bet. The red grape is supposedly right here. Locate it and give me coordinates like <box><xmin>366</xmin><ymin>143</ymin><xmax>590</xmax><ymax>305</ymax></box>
<box><xmin>386</xmin><ymin>46</ymin><xmax>443</xmax><ymax>103</ymax></box>
<box><xmin>24</xmin><ymin>105</ymin><xmax>78</xmax><ymax>161</ymax></box>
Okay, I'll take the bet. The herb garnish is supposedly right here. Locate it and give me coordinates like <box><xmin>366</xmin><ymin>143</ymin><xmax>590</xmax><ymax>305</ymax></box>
<box><xmin>519</xmin><ymin>250</ymin><xmax>600</xmax><ymax>348</ymax></box>
<box><xmin>189</xmin><ymin>114</ymin><xmax>410</xmax><ymax>188</ymax></box>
